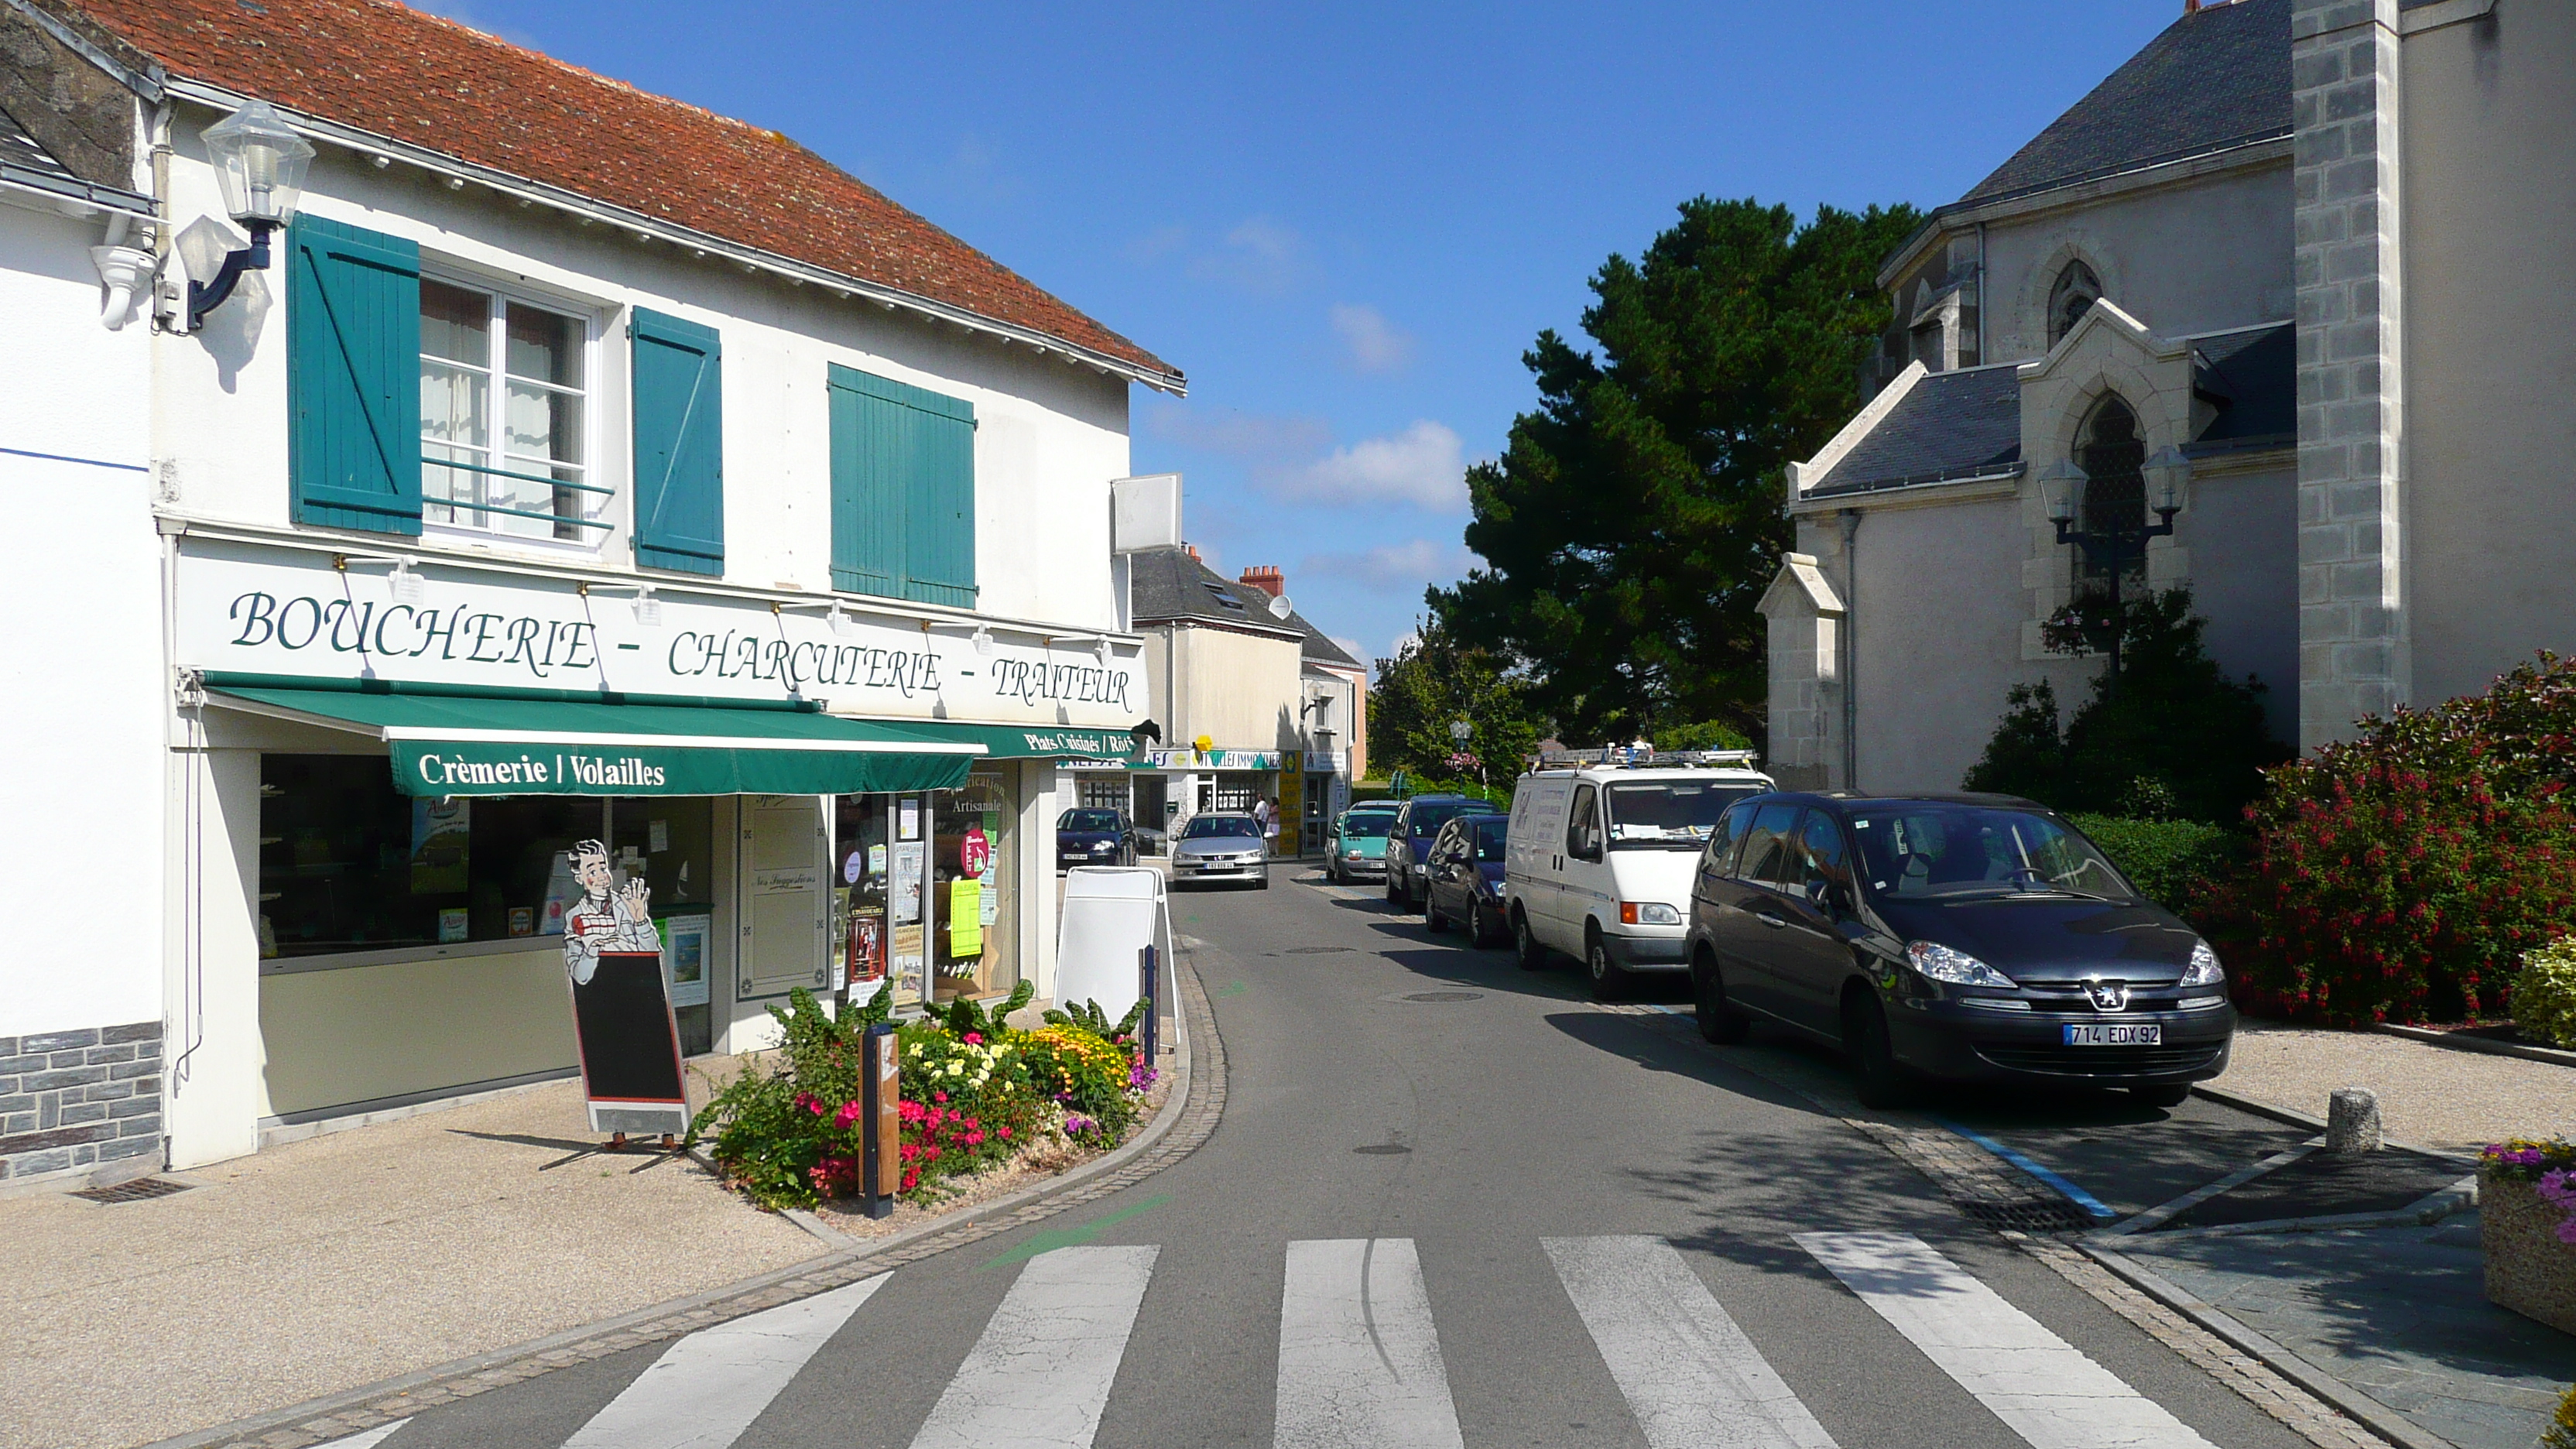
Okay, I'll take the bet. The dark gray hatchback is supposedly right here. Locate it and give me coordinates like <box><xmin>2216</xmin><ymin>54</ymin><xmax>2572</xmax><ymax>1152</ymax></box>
<box><xmin>1685</xmin><ymin>792</ymin><xmax>2236</xmax><ymax>1107</ymax></box>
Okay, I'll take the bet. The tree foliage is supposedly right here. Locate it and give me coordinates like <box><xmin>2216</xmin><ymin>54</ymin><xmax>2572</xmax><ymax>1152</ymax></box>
<box><xmin>1964</xmin><ymin>588</ymin><xmax>2288</xmax><ymax>824</ymax></box>
<box><xmin>1368</xmin><ymin>621</ymin><xmax>1543</xmax><ymax>782</ymax></box>
<box><xmin>1430</xmin><ymin>195</ymin><xmax>1921</xmax><ymax>742</ymax></box>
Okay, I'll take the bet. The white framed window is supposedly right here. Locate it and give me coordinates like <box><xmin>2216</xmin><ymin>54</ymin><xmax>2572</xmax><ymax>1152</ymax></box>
<box><xmin>419</xmin><ymin>279</ymin><xmax>606</xmax><ymax>544</ymax></box>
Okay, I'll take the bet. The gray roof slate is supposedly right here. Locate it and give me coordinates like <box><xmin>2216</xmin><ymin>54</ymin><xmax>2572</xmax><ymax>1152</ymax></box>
<box><xmin>1126</xmin><ymin>546</ymin><xmax>1359</xmax><ymax>668</ymax></box>
<box><xmin>0</xmin><ymin>102</ymin><xmax>152</xmax><ymax>214</ymax></box>
<box><xmin>1809</xmin><ymin>365</ymin><xmax>2023</xmax><ymax>497</ymax></box>
<box><xmin>2187</xmin><ymin>322</ymin><xmax>2295</xmax><ymax>451</ymax></box>
<box><xmin>1960</xmin><ymin>0</ymin><xmax>2290</xmax><ymax>207</ymax></box>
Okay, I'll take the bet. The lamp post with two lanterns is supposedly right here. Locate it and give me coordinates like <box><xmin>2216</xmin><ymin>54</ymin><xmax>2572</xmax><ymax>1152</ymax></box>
<box><xmin>2038</xmin><ymin>444</ymin><xmax>2191</xmax><ymax>687</ymax></box>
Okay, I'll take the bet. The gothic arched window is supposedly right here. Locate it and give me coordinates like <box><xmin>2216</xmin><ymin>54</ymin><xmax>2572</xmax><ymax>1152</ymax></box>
<box><xmin>2076</xmin><ymin>393</ymin><xmax>2146</xmax><ymax>579</ymax></box>
<box><xmin>2047</xmin><ymin>260</ymin><xmax>2102</xmax><ymax>347</ymax></box>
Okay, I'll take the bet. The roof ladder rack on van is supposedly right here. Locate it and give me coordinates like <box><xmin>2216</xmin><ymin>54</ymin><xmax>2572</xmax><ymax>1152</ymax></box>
<box><xmin>1528</xmin><ymin>746</ymin><xmax>1762</xmax><ymax>772</ymax></box>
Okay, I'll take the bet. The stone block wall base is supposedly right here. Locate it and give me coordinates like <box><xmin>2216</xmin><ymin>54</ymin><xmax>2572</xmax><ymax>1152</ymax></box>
<box><xmin>2482</xmin><ymin>1177</ymin><xmax>2576</xmax><ymax>1334</ymax></box>
<box><xmin>0</xmin><ymin>1020</ymin><xmax>165</xmax><ymax>1190</ymax></box>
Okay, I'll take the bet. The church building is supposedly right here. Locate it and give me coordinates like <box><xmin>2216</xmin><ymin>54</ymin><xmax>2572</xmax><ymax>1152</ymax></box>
<box><xmin>1762</xmin><ymin>0</ymin><xmax>2574</xmax><ymax>792</ymax></box>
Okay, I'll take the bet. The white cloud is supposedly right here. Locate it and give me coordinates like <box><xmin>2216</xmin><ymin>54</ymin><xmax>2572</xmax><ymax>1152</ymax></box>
<box><xmin>1329</xmin><ymin>303</ymin><xmax>1414</xmax><ymax>374</ymax></box>
<box><xmin>1190</xmin><ymin>216</ymin><xmax>1305</xmax><ymax>293</ymax></box>
<box><xmin>1299</xmin><ymin>538</ymin><xmax>1465</xmax><ymax>587</ymax></box>
<box><xmin>1328</xmin><ymin>635</ymin><xmax>1367</xmax><ymax>663</ymax></box>
<box><xmin>1269</xmin><ymin>421</ymin><xmax>1465</xmax><ymax>509</ymax></box>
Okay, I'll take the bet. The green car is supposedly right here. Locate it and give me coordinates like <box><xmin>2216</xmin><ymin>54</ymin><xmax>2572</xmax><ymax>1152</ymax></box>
<box><xmin>1325</xmin><ymin>805</ymin><xmax>1402</xmax><ymax>885</ymax></box>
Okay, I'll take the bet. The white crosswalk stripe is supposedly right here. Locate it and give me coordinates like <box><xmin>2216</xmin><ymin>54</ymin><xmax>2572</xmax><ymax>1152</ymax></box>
<box><xmin>1273</xmin><ymin>1238</ymin><xmax>1464</xmax><ymax>1449</ymax></box>
<box><xmin>560</xmin><ymin>1272</ymin><xmax>888</xmax><ymax>1449</ymax></box>
<box><xmin>1798</xmin><ymin>1231</ymin><xmax>2221</xmax><ymax>1449</ymax></box>
<box><xmin>306</xmin><ymin>1425</ymin><xmax>408</xmax><ymax>1449</ymax></box>
<box><xmin>909</xmin><ymin>1245</ymin><xmax>1159</xmax><ymax>1449</ymax></box>
<box><xmin>1545</xmin><ymin>1235</ymin><xmax>1843</xmax><ymax>1449</ymax></box>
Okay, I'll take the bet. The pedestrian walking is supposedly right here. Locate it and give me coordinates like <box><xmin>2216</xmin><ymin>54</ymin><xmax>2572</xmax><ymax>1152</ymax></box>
<box><xmin>1255</xmin><ymin>796</ymin><xmax>1279</xmax><ymax>855</ymax></box>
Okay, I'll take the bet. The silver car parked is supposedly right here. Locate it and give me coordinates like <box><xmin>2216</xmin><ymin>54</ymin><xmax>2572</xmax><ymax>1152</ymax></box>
<box><xmin>1169</xmin><ymin>811</ymin><xmax>1269</xmax><ymax>889</ymax></box>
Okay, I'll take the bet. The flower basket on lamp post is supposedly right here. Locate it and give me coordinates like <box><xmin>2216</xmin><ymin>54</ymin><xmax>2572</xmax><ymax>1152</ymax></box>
<box><xmin>2479</xmin><ymin>1139</ymin><xmax>2576</xmax><ymax>1334</ymax></box>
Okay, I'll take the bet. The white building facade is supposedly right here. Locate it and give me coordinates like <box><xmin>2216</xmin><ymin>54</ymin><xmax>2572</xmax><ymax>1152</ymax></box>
<box><xmin>0</xmin><ymin>0</ymin><xmax>1178</xmax><ymax>1187</ymax></box>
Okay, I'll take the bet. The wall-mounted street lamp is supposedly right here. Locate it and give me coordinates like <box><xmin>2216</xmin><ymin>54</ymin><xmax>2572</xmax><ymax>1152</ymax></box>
<box><xmin>187</xmin><ymin>100</ymin><xmax>315</xmax><ymax>332</ymax></box>
<box><xmin>2043</xmin><ymin>446</ymin><xmax>2188</xmax><ymax>684</ymax></box>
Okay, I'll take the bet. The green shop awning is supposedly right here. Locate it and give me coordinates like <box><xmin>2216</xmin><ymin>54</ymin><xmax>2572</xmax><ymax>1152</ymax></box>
<box><xmin>212</xmin><ymin>685</ymin><xmax>981</xmax><ymax>797</ymax></box>
<box><xmin>892</xmin><ymin>721</ymin><xmax>1139</xmax><ymax>763</ymax></box>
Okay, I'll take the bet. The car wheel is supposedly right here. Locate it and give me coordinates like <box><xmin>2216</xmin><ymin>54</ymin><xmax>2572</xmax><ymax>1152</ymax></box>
<box><xmin>2131</xmin><ymin>1084</ymin><xmax>2191</xmax><ymax>1108</ymax></box>
<box><xmin>1423</xmin><ymin>891</ymin><xmax>1448</xmax><ymax>932</ymax></box>
<box><xmin>1255</xmin><ymin>875</ymin><xmax>1270</xmax><ymax>891</ymax></box>
<box><xmin>1514</xmin><ymin>910</ymin><xmax>1550</xmax><ymax>971</ymax></box>
<box><xmin>1845</xmin><ymin>995</ymin><xmax>1913</xmax><ymax>1109</ymax></box>
<box><xmin>1469</xmin><ymin>899</ymin><xmax>1502</xmax><ymax>947</ymax></box>
<box><xmin>1692</xmin><ymin>954</ymin><xmax>1750</xmax><ymax>1044</ymax></box>
<box><xmin>1385</xmin><ymin>875</ymin><xmax>1405</xmax><ymax>907</ymax></box>
<box><xmin>1584</xmin><ymin>928</ymin><xmax>1630</xmax><ymax>1002</ymax></box>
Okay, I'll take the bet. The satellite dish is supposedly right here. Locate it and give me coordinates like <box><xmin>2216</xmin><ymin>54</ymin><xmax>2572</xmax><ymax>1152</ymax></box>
<box><xmin>1267</xmin><ymin>593</ymin><xmax>1293</xmax><ymax>619</ymax></box>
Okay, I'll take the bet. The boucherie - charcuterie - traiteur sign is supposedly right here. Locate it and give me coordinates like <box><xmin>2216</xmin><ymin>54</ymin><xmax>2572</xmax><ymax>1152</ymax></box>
<box><xmin>178</xmin><ymin>540</ymin><xmax>1140</xmax><ymax>728</ymax></box>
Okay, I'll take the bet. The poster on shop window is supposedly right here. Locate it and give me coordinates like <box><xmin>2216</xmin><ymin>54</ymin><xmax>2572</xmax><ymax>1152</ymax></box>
<box><xmin>560</xmin><ymin>838</ymin><xmax>690</xmax><ymax>1137</ymax></box>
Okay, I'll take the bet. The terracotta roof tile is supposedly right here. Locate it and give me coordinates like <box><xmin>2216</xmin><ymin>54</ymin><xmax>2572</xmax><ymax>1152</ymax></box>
<box><xmin>72</xmin><ymin>0</ymin><xmax>1176</xmax><ymax>382</ymax></box>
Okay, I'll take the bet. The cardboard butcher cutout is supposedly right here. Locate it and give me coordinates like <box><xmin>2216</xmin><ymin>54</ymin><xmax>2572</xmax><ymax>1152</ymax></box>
<box><xmin>562</xmin><ymin>839</ymin><xmax>689</xmax><ymax>1139</ymax></box>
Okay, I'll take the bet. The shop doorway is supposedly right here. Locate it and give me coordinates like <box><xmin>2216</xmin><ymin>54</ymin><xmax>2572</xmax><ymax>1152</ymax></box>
<box><xmin>1131</xmin><ymin>775</ymin><xmax>1170</xmax><ymax>854</ymax></box>
<box><xmin>739</xmin><ymin>796</ymin><xmax>829</xmax><ymax>1003</ymax></box>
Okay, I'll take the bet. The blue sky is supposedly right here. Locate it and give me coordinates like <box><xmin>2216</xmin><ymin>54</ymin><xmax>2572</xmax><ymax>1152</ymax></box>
<box><xmin>430</xmin><ymin>1</ymin><xmax>2183</xmax><ymax>668</ymax></box>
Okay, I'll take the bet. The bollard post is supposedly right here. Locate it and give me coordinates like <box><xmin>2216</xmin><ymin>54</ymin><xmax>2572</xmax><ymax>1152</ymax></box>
<box><xmin>1139</xmin><ymin>944</ymin><xmax>1159</xmax><ymax>1066</ymax></box>
<box><xmin>2326</xmin><ymin>1086</ymin><xmax>2382</xmax><ymax>1153</ymax></box>
<box><xmin>861</xmin><ymin>1022</ymin><xmax>899</xmax><ymax>1218</ymax></box>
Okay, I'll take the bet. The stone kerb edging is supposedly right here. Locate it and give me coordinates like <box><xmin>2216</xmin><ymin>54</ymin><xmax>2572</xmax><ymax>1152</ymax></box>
<box><xmin>152</xmin><ymin>952</ymin><xmax>1230</xmax><ymax>1449</ymax></box>
<box><xmin>2368</xmin><ymin>1022</ymin><xmax>2576</xmax><ymax>1070</ymax></box>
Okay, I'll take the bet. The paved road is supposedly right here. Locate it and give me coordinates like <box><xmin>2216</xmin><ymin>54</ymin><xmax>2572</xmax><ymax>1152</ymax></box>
<box><xmin>318</xmin><ymin>867</ymin><xmax>2316</xmax><ymax>1449</ymax></box>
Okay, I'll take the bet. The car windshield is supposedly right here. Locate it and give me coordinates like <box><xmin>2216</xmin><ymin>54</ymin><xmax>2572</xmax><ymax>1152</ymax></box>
<box><xmin>1605</xmin><ymin>780</ymin><xmax>1762</xmax><ymax>848</ymax></box>
<box><xmin>1340</xmin><ymin>812</ymin><xmax>1396</xmax><ymax>839</ymax></box>
<box><xmin>1404</xmin><ymin>800</ymin><xmax>1477</xmax><ymax>835</ymax></box>
<box><xmin>1848</xmin><ymin>804</ymin><xmax>2136</xmax><ymax>901</ymax></box>
<box><xmin>1182</xmin><ymin>815</ymin><xmax>1260</xmax><ymax>839</ymax></box>
<box><xmin>1057</xmin><ymin>810</ymin><xmax>1119</xmax><ymax>832</ymax></box>
<box><xmin>1471</xmin><ymin>821</ymin><xmax>1507</xmax><ymax>862</ymax></box>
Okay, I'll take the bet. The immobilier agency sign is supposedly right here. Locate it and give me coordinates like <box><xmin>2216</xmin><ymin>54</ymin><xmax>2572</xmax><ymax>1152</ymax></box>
<box><xmin>176</xmin><ymin>542</ymin><xmax>1142</xmax><ymax>730</ymax></box>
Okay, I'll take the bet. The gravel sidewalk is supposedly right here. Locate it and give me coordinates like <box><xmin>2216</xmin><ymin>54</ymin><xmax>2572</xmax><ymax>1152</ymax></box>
<box><xmin>2214</xmin><ymin>1019</ymin><xmax>2576</xmax><ymax>1151</ymax></box>
<box><xmin>0</xmin><ymin>1076</ymin><xmax>818</xmax><ymax>1449</ymax></box>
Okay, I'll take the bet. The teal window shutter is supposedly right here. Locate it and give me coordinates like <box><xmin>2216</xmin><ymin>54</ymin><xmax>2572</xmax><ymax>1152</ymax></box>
<box><xmin>631</xmin><ymin>308</ymin><xmax>724</xmax><ymax>576</ymax></box>
<box><xmin>827</xmin><ymin>365</ymin><xmax>903</xmax><ymax>596</ymax></box>
<box><xmin>287</xmin><ymin>215</ymin><xmax>423</xmax><ymax>534</ymax></box>
<box><xmin>826</xmin><ymin>366</ymin><xmax>975</xmax><ymax>606</ymax></box>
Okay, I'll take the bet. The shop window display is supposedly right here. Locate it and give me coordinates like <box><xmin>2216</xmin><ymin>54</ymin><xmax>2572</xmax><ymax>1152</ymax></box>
<box><xmin>930</xmin><ymin>769</ymin><xmax>1016</xmax><ymax>1000</ymax></box>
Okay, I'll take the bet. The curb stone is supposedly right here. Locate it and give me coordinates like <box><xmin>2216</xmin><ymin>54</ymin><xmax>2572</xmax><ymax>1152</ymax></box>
<box><xmin>147</xmin><ymin>951</ymin><xmax>1228</xmax><ymax>1449</ymax></box>
<box><xmin>1615</xmin><ymin>1002</ymin><xmax>2405</xmax><ymax>1449</ymax></box>
<box><xmin>2369</xmin><ymin>1021</ymin><xmax>2576</xmax><ymax>1070</ymax></box>
<box><xmin>2191</xmin><ymin>1082</ymin><xmax>2480</xmax><ymax>1168</ymax></box>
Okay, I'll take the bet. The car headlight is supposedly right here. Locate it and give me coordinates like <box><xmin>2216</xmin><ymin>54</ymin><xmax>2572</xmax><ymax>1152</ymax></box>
<box><xmin>2180</xmin><ymin>941</ymin><xmax>2225</xmax><ymax>988</ymax></box>
<box><xmin>1906</xmin><ymin>940</ymin><xmax>2017</xmax><ymax>988</ymax></box>
<box><xmin>1619</xmin><ymin>902</ymin><xmax>1682</xmax><ymax>926</ymax></box>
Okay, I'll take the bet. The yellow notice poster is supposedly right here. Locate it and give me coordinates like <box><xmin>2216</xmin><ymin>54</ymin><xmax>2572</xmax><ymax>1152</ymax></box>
<box><xmin>948</xmin><ymin>878</ymin><xmax>983</xmax><ymax>957</ymax></box>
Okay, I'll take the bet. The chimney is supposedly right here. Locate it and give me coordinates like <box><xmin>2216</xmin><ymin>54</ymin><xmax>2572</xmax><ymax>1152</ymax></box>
<box><xmin>1183</xmin><ymin>543</ymin><xmax>1201</xmax><ymax>561</ymax></box>
<box><xmin>1238</xmin><ymin>565</ymin><xmax>1284</xmax><ymax>598</ymax></box>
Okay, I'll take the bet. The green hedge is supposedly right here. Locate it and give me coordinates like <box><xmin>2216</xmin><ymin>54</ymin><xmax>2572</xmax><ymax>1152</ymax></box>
<box><xmin>2066</xmin><ymin>814</ymin><xmax>2240</xmax><ymax>915</ymax></box>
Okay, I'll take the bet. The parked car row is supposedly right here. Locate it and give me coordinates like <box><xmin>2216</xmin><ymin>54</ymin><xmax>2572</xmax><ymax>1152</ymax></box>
<box><xmin>1337</xmin><ymin>763</ymin><xmax>2239</xmax><ymax>1108</ymax></box>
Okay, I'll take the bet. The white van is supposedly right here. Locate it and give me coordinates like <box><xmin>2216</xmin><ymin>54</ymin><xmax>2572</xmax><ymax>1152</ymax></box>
<box><xmin>1505</xmin><ymin>750</ymin><xmax>1774</xmax><ymax>998</ymax></box>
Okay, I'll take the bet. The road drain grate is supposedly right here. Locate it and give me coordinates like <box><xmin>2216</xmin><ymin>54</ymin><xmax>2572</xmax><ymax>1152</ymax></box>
<box><xmin>1353</xmin><ymin>1144</ymin><xmax>1413</xmax><ymax>1155</ymax></box>
<box><xmin>1280</xmin><ymin>946</ymin><xmax>1355</xmax><ymax>955</ymax></box>
<box><xmin>73</xmin><ymin>1177</ymin><xmax>192</xmax><ymax>1204</ymax></box>
<box><xmin>1402</xmin><ymin>991</ymin><xmax>1484</xmax><ymax>1002</ymax></box>
<box><xmin>1954</xmin><ymin>1197</ymin><xmax>2096</xmax><ymax>1234</ymax></box>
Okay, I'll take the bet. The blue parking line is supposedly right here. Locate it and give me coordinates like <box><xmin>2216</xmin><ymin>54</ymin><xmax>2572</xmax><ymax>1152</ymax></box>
<box><xmin>1936</xmin><ymin>1118</ymin><xmax>2117</xmax><ymax>1221</ymax></box>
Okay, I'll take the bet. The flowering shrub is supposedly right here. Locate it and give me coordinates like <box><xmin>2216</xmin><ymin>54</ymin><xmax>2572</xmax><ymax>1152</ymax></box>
<box><xmin>2514</xmin><ymin>938</ymin><xmax>2576</xmax><ymax>1050</ymax></box>
<box><xmin>689</xmin><ymin>982</ymin><xmax>1156</xmax><ymax>1210</ymax></box>
<box><xmin>2212</xmin><ymin>653</ymin><xmax>2576</xmax><ymax>1025</ymax></box>
<box><xmin>2482</xmin><ymin>1139</ymin><xmax>2576</xmax><ymax>1248</ymax></box>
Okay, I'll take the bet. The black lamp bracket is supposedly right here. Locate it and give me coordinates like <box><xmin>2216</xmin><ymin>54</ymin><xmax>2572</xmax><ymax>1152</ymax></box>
<box><xmin>185</xmin><ymin>218</ymin><xmax>276</xmax><ymax>332</ymax></box>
